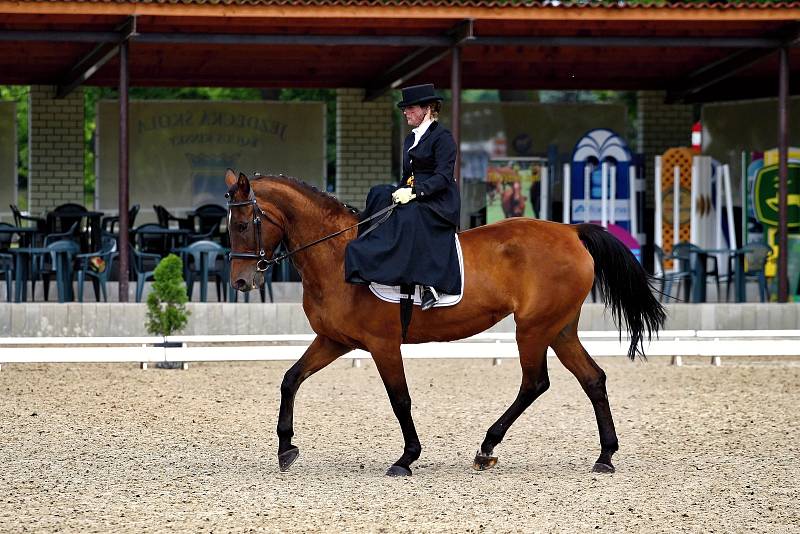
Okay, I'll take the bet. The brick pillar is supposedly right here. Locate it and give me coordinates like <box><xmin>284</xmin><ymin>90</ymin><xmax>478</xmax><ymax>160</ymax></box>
<box><xmin>335</xmin><ymin>89</ymin><xmax>393</xmax><ymax>209</ymax></box>
<box><xmin>636</xmin><ymin>90</ymin><xmax>693</xmax><ymax>205</ymax></box>
<box><xmin>29</xmin><ymin>85</ymin><xmax>85</xmax><ymax>213</ymax></box>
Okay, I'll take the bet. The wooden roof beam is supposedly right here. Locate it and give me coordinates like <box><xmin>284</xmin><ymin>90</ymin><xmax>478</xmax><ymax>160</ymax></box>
<box><xmin>0</xmin><ymin>30</ymin><xmax>783</xmax><ymax>49</ymax></box>
<box><xmin>55</xmin><ymin>16</ymin><xmax>137</xmax><ymax>99</ymax></box>
<box><xmin>666</xmin><ymin>23</ymin><xmax>800</xmax><ymax>103</ymax></box>
<box><xmin>364</xmin><ymin>19</ymin><xmax>474</xmax><ymax>102</ymax></box>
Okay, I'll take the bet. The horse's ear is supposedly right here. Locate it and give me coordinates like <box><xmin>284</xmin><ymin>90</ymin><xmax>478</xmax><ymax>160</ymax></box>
<box><xmin>224</xmin><ymin>168</ymin><xmax>237</xmax><ymax>188</ymax></box>
<box><xmin>237</xmin><ymin>172</ymin><xmax>251</xmax><ymax>197</ymax></box>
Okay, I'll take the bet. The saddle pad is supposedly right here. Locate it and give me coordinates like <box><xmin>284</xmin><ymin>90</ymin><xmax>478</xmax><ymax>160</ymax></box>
<box><xmin>369</xmin><ymin>234</ymin><xmax>464</xmax><ymax>308</ymax></box>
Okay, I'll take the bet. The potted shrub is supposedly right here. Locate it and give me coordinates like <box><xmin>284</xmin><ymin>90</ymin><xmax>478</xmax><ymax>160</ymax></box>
<box><xmin>146</xmin><ymin>254</ymin><xmax>190</xmax><ymax>369</ymax></box>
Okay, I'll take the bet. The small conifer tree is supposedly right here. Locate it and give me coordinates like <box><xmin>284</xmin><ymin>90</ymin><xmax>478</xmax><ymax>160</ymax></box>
<box><xmin>146</xmin><ymin>254</ymin><xmax>190</xmax><ymax>337</ymax></box>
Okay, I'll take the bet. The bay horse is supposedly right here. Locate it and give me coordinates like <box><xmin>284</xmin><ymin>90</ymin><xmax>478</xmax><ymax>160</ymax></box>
<box><xmin>224</xmin><ymin>170</ymin><xmax>666</xmax><ymax>477</ymax></box>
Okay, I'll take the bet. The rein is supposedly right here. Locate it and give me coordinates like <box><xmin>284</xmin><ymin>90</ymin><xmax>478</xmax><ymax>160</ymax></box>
<box><xmin>226</xmin><ymin>191</ymin><xmax>396</xmax><ymax>272</ymax></box>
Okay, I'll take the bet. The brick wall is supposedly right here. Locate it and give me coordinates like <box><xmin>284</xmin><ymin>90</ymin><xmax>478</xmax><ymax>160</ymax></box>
<box><xmin>335</xmin><ymin>88</ymin><xmax>394</xmax><ymax>209</ymax></box>
<box><xmin>636</xmin><ymin>90</ymin><xmax>693</xmax><ymax>204</ymax></box>
<box><xmin>28</xmin><ymin>85</ymin><xmax>85</xmax><ymax>213</ymax></box>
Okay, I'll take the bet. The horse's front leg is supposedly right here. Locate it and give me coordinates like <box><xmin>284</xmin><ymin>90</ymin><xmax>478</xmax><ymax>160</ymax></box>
<box><xmin>277</xmin><ymin>335</ymin><xmax>351</xmax><ymax>471</ymax></box>
<box><xmin>371</xmin><ymin>345</ymin><xmax>421</xmax><ymax>477</ymax></box>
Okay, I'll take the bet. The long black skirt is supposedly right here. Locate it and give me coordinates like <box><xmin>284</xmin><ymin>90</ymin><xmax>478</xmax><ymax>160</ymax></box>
<box><xmin>345</xmin><ymin>185</ymin><xmax>461</xmax><ymax>295</ymax></box>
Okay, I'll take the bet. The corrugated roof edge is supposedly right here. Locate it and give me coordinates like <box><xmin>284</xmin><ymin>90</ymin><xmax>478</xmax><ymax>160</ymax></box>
<box><xmin>8</xmin><ymin>0</ymin><xmax>800</xmax><ymax>9</ymax></box>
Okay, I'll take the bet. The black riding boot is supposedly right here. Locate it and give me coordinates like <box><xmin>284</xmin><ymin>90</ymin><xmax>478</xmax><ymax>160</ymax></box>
<box><xmin>420</xmin><ymin>286</ymin><xmax>439</xmax><ymax>311</ymax></box>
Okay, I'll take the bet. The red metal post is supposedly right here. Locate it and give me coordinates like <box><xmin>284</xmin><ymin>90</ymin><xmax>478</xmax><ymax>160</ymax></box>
<box><xmin>451</xmin><ymin>45</ymin><xmax>462</xmax><ymax>188</ymax></box>
<box><xmin>118</xmin><ymin>40</ymin><xmax>130</xmax><ymax>302</ymax></box>
<box><xmin>778</xmin><ymin>46</ymin><xmax>789</xmax><ymax>303</ymax></box>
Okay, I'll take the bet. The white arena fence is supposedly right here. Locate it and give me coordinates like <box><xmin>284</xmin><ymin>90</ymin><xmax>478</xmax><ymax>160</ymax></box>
<box><xmin>1</xmin><ymin>330</ymin><xmax>799</xmax><ymax>369</ymax></box>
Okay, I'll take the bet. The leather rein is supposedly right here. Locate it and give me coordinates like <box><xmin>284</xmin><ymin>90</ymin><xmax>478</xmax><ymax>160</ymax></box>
<box><xmin>226</xmin><ymin>191</ymin><xmax>396</xmax><ymax>272</ymax></box>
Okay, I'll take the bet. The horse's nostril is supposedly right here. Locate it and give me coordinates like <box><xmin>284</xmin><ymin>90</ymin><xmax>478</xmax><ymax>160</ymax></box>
<box><xmin>234</xmin><ymin>279</ymin><xmax>249</xmax><ymax>291</ymax></box>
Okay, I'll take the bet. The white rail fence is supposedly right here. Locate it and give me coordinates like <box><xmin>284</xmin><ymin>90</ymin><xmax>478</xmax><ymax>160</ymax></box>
<box><xmin>1</xmin><ymin>330</ymin><xmax>800</xmax><ymax>369</ymax></box>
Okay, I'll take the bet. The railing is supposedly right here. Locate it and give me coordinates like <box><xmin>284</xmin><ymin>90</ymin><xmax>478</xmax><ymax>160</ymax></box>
<box><xmin>1</xmin><ymin>330</ymin><xmax>799</xmax><ymax>370</ymax></box>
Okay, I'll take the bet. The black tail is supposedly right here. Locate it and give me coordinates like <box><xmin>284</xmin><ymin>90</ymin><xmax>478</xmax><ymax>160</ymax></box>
<box><xmin>577</xmin><ymin>224</ymin><xmax>667</xmax><ymax>360</ymax></box>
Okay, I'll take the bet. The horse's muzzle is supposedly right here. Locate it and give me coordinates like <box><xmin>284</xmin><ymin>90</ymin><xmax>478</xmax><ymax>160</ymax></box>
<box><xmin>234</xmin><ymin>278</ymin><xmax>250</xmax><ymax>292</ymax></box>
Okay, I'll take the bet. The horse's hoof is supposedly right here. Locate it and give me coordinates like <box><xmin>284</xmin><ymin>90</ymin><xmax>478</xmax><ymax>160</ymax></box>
<box><xmin>472</xmin><ymin>451</ymin><xmax>498</xmax><ymax>471</ymax></box>
<box><xmin>592</xmin><ymin>462</ymin><xmax>615</xmax><ymax>473</ymax></box>
<box><xmin>278</xmin><ymin>446</ymin><xmax>299</xmax><ymax>472</ymax></box>
<box><xmin>385</xmin><ymin>465</ymin><xmax>412</xmax><ymax>477</ymax></box>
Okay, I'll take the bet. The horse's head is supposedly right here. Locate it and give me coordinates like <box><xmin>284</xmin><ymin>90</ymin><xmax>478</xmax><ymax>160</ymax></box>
<box><xmin>224</xmin><ymin>169</ymin><xmax>284</xmax><ymax>292</ymax></box>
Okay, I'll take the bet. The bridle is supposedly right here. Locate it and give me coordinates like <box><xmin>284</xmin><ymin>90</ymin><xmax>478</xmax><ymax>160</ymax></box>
<box><xmin>226</xmin><ymin>190</ymin><xmax>277</xmax><ymax>272</ymax></box>
<box><xmin>226</xmin><ymin>189</ymin><xmax>397</xmax><ymax>273</ymax></box>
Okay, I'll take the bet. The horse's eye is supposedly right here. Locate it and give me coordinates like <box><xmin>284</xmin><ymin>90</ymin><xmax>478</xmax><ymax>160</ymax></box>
<box><xmin>237</xmin><ymin>222</ymin><xmax>248</xmax><ymax>233</ymax></box>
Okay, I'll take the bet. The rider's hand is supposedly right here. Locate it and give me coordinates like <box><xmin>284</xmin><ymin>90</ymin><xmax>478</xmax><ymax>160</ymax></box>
<box><xmin>392</xmin><ymin>187</ymin><xmax>416</xmax><ymax>205</ymax></box>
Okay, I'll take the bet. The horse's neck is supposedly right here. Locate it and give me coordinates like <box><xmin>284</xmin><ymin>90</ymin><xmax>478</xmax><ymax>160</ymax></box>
<box><xmin>262</xmin><ymin>184</ymin><xmax>356</xmax><ymax>281</ymax></box>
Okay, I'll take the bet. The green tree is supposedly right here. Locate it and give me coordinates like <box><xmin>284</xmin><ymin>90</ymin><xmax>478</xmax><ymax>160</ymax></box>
<box><xmin>146</xmin><ymin>254</ymin><xmax>190</xmax><ymax>337</ymax></box>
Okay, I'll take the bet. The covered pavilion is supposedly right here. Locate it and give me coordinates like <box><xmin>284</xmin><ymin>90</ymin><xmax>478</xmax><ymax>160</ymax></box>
<box><xmin>1</xmin><ymin>0</ymin><xmax>799</xmax><ymax>300</ymax></box>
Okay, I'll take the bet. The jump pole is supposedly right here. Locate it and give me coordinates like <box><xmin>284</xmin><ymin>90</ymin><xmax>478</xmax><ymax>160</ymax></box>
<box><xmin>673</xmin><ymin>166</ymin><xmax>680</xmax><ymax>253</ymax></box>
<box><xmin>609</xmin><ymin>164</ymin><xmax>617</xmax><ymax>225</ymax></box>
<box><xmin>723</xmin><ymin>165</ymin><xmax>737</xmax><ymax>249</ymax></box>
<box><xmin>601</xmin><ymin>161</ymin><xmax>608</xmax><ymax>227</ymax></box>
<box><xmin>583</xmin><ymin>164</ymin><xmax>591</xmax><ymax>223</ymax></box>
<box><xmin>629</xmin><ymin>165</ymin><xmax>639</xmax><ymax>239</ymax></box>
<box><xmin>690</xmin><ymin>158</ymin><xmax>699</xmax><ymax>245</ymax></box>
<box><xmin>562</xmin><ymin>163</ymin><xmax>571</xmax><ymax>224</ymax></box>
<box><xmin>540</xmin><ymin>164</ymin><xmax>549</xmax><ymax>220</ymax></box>
<box><xmin>655</xmin><ymin>156</ymin><xmax>663</xmax><ymax>269</ymax></box>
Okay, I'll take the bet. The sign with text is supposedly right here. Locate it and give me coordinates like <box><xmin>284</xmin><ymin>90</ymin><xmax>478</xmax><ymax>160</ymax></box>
<box><xmin>97</xmin><ymin>101</ymin><xmax>325</xmax><ymax>215</ymax></box>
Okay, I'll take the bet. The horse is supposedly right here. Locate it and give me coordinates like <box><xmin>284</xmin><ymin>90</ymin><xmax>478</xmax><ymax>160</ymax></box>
<box><xmin>224</xmin><ymin>169</ymin><xmax>666</xmax><ymax>477</ymax></box>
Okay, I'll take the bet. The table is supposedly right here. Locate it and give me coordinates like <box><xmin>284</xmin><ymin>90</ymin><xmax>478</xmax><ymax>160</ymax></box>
<box><xmin>682</xmin><ymin>247</ymin><xmax>751</xmax><ymax>304</ymax></box>
<box><xmin>674</xmin><ymin>247</ymin><xmax>732</xmax><ymax>304</ymax></box>
<box><xmin>131</xmin><ymin>227</ymin><xmax>190</xmax><ymax>255</ymax></box>
<box><xmin>0</xmin><ymin>226</ymin><xmax>40</xmax><ymax>247</ymax></box>
<box><xmin>8</xmin><ymin>247</ymin><xmax>75</xmax><ymax>302</ymax></box>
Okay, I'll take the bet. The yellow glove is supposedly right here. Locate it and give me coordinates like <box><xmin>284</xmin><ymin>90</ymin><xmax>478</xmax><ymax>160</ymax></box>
<box><xmin>392</xmin><ymin>187</ymin><xmax>416</xmax><ymax>205</ymax></box>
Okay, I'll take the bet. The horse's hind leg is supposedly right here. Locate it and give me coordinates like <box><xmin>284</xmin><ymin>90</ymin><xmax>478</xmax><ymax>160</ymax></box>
<box><xmin>276</xmin><ymin>335</ymin><xmax>351</xmax><ymax>472</ymax></box>
<box><xmin>550</xmin><ymin>320</ymin><xmax>619</xmax><ymax>473</ymax></box>
<box><xmin>474</xmin><ymin>326</ymin><xmax>550</xmax><ymax>471</ymax></box>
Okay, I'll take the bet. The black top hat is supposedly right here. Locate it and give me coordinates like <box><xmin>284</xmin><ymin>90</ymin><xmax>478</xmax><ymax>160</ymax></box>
<box><xmin>397</xmin><ymin>84</ymin><xmax>443</xmax><ymax>108</ymax></box>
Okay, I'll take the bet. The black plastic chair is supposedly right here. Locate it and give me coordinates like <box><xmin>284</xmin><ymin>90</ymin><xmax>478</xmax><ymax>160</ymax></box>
<box><xmin>47</xmin><ymin>203</ymin><xmax>86</xmax><ymax>231</ymax></box>
<box><xmin>133</xmin><ymin>223</ymin><xmax>174</xmax><ymax>257</ymax></box>
<box><xmin>36</xmin><ymin>240</ymin><xmax>80</xmax><ymax>302</ymax></box>
<box><xmin>75</xmin><ymin>236</ymin><xmax>118</xmax><ymax>302</ymax></box>
<box><xmin>153</xmin><ymin>205</ymin><xmax>193</xmax><ymax>231</ymax></box>
<box><xmin>101</xmin><ymin>204</ymin><xmax>140</xmax><ymax>235</ymax></box>
<box><xmin>130</xmin><ymin>245</ymin><xmax>161</xmax><ymax>302</ymax></box>
<box><xmin>0</xmin><ymin>252</ymin><xmax>13</xmax><ymax>301</ymax></box>
<box><xmin>0</xmin><ymin>222</ymin><xmax>16</xmax><ymax>252</ymax></box>
<box><xmin>10</xmin><ymin>204</ymin><xmax>47</xmax><ymax>232</ymax></box>
<box><xmin>188</xmin><ymin>223</ymin><xmax>221</xmax><ymax>244</ymax></box>
<box><xmin>44</xmin><ymin>221</ymin><xmax>80</xmax><ymax>246</ymax></box>
<box><xmin>47</xmin><ymin>204</ymin><xmax>89</xmax><ymax>251</ymax></box>
<box><xmin>181</xmin><ymin>240</ymin><xmax>228</xmax><ymax>302</ymax></box>
<box><xmin>192</xmin><ymin>204</ymin><xmax>227</xmax><ymax>237</ymax></box>
<box><xmin>653</xmin><ymin>244</ymin><xmax>693</xmax><ymax>302</ymax></box>
<box><xmin>726</xmin><ymin>243</ymin><xmax>772</xmax><ymax>303</ymax></box>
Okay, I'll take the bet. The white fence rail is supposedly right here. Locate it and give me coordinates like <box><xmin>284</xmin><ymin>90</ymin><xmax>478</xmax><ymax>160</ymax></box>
<box><xmin>1</xmin><ymin>330</ymin><xmax>799</xmax><ymax>369</ymax></box>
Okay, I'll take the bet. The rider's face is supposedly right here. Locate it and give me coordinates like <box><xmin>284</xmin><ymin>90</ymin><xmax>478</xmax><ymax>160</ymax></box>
<box><xmin>402</xmin><ymin>105</ymin><xmax>429</xmax><ymax>128</ymax></box>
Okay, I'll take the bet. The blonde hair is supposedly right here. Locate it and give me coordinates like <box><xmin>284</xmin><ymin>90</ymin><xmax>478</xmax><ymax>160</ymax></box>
<box><xmin>426</xmin><ymin>101</ymin><xmax>442</xmax><ymax>120</ymax></box>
